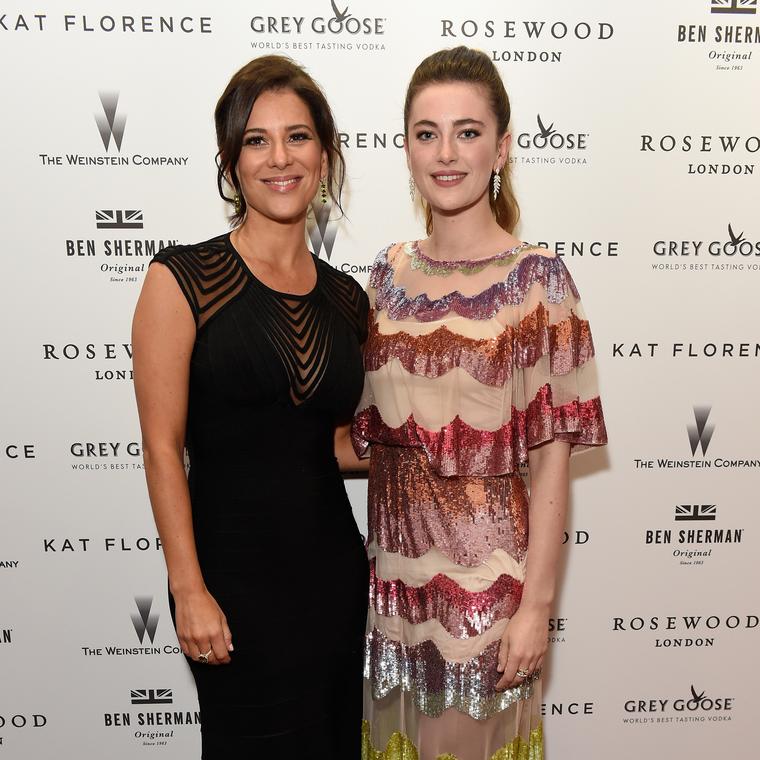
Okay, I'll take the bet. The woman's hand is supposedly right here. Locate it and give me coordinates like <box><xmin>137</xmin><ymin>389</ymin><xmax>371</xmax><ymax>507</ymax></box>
<box><xmin>173</xmin><ymin>588</ymin><xmax>233</xmax><ymax>665</ymax></box>
<box><xmin>495</xmin><ymin>604</ymin><xmax>549</xmax><ymax>690</ymax></box>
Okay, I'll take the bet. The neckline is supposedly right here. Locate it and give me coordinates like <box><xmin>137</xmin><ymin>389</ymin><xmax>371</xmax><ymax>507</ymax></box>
<box><xmin>404</xmin><ymin>239</ymin><xmax>533</xmax><ymax>278</ymax></box>
<box><xmin>225</xmin><ymin>232</ymin><xmax>319</xmax><ymax>299</ymax></box>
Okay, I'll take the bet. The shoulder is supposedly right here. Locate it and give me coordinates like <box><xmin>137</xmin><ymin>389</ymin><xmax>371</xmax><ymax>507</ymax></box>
<box><xmin>507</xmin><ymin>245</ymin><xmax>579</xmax><ymax>304</ymax></box>
<box><xmin>317</xmin><ymin>258</ymin><xmax>369</xmax><ymax>318</ymax></box>
<box><xmin>151</xmin><ymin>233</ymin><xmax>229</xmax><ymax>268</ymax></box>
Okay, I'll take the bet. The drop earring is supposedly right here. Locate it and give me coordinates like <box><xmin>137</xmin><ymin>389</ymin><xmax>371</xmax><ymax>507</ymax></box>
<box><xmin>320</xmin><ymin>179</ymin><xmax>328</xmax><ymax>204</ymax></box>
<box><xmin>492</xmin><ymin>170</ymin><xmax>502</xmax><ymax>201</ymax></box>
<box><xmin>233</xmin><ymin>193</ymin><xmax>241</xmax><ymax>215</ymax></box>
<box><xmin>408</xmin><ymin>175</ymin><xmax>416</xmax><ymax>201</ymax></box>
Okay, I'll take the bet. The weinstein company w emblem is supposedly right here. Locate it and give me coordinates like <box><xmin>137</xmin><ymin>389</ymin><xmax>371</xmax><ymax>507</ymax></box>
<box><xmin>95</xmin><ymin>92</ymin><xmax>126</xmax><ymax>152</ymax></box>
<box><xmin>688</xmin><ymin>406</ymin><xmax>714</xmax><ymax>456</ymax></box>
<box><xmin>132</xmin><ymin>597</ymin><xmax>159</xmax><ymax>644</ymax></box>
<box><xmin>307</xmin><ymin>200</ymin><xmax>338</xmax><ymax>261</ymax></box>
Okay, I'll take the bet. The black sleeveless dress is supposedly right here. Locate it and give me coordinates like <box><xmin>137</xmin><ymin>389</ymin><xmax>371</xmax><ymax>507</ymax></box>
<box><xmin>152</xmin><ymin>233</ymin><xmax>369</xmax><ymax>759</ymax></box>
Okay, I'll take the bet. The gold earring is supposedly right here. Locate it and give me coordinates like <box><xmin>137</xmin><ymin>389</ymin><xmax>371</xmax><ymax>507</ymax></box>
<box><xmin>320</xmin><ymin>179</ymin><xmax>328</xmax><ymax>204</ymax></box>
<box><xmin>492</xmin><ymin>171</ymin><xmax>502</xmax><ymax>201</ymax></box>
<box><xmin>408</xmin><ymin>175</ymin><xmax>416</xmax><ymax>201</ymax></box>
<box><xmin>233</xmin><ymin>193</ymin><xmax>241</xmax><ymax>215</ymax></box>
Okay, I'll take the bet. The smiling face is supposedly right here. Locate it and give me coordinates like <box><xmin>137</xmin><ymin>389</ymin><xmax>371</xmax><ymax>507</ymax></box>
<box><xmin>235</xmin><ymin>88</ymin><xmax>327</xmax><ymax>224</ymax></box>
<box><xmin>405</xmin><ymin>81</ymin><xmax>509</xmax><ymax>216</ymax></box>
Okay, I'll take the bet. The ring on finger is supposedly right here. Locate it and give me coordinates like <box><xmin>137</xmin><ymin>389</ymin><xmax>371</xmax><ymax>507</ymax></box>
<box><xmin>516</xmin><ymin>668</ymin><xmax>531</xmax><ymax>678</ymax></box>
<box><xmin>197</xmin><ymin>648</ymin><xmax>213</xmax><ymax>665</ymax></box>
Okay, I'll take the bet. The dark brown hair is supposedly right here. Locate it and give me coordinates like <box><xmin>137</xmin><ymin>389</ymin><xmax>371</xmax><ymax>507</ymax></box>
<box><xmin>215</xmin><ymin>55</ymin><xmax>345</xmax><ymax>226</ymax></box>
<box><xmin>403</xmin><ymin>46</ymin><xmax>519</xmax><ymax>235</ymax></box>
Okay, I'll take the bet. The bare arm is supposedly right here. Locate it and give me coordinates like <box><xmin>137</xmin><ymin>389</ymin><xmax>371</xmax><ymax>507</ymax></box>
<box><xmin>496</xmin><ymin>439</ymin><xmax>570</xmax><ymax>689</ymax></box>
<box><xmin>132</xmin><ymin>263</ymin><xmax>232</xmax><ymax>664</ymax></box>
<box><xmin>334</xmin><ymin>423</ymin><xmax>370</xmax><ymax>472</ymax></box>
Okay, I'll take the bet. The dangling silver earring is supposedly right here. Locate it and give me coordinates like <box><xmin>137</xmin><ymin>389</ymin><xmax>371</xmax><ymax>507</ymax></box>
<box><xmin>233</xmin><ymin>193</ymin><xmax>241</xmax><ymax>215</ymax></box>
<box><xmin>408</xmin><ymin>175</ymin><xmax>416</xmax><ymax>201</ymax></box>
<box><xmin>492</xmin><ymin>170</ymin><xmax>502</xmax><ymax>201</ymax></box>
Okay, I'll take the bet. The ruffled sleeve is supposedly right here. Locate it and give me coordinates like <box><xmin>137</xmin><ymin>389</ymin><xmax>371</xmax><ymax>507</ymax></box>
<box><xmin>512</xmin><ymin>253</ymin><xmax>607</xmax><ymax>461</ymax></box>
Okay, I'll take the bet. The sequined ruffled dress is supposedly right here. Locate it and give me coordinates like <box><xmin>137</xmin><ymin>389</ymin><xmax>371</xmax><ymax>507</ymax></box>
<box><xmin>152</xmin><ymin>234</ymin><xmax>369</xmax><ymax>759</ymax></box>
<box><xmin>352</xmin><ymin>241</ymin><xmax>607</xmax><ymax>760</ymax></box>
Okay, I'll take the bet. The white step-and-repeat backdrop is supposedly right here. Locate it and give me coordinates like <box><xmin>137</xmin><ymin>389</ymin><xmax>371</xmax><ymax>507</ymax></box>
<box><xmin>2</xmin><ymin>1</ymin><xmax>758</xmax><ymax>758</ymax></box>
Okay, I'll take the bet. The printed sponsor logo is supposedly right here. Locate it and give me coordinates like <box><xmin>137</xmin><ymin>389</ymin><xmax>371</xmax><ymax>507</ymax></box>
<box><xmin>81</xmin><ymin>596</ymin><xmax>181</xmax><ymax>658</ymax></box>
<box><xmin>0</xmin><ymin>561</ymin><xmax>20</xmax><ymax>569</ymax></box>
<box><xmin>649</xmin><ymin>222</ymin><xmax>760</xmax><ymax>274</ymax></box>
<box><xmin>68</xmin><ymin>441</ymin><xmax>145</xmax><ymax>473</ymax></box>
<box><xmin>623</xmin><ymin>685</ymin><xmax>735</xmax><ymax>725</ymax></box>
<box><xmin>96</xmin><ymin>209</ymin><xmax>144</xmax><ymax>230</ymax></box>
<box><xmin>676</xmin><ymin>1</ymin><xmax>759</xmax><ymax>72</ymax></box>
<box><xmin>249</xmin><ymin>1</ymin><xmax>387</xmax><ymax>53</ymax></box>
<box><xmin>440</xmin><ymin>16</ymin><xmax>614</xmax><ymax>65</ymax></box>
<box><xmin>42</xmin><ymin>537</ymin><xmax>161</xmax><ymax>553</ymax></box>
<box><xmin>542</xmin><ymin>701</ymin><xmax>595</xmax><ymax>717</ymax></box>
<box><xmin>613</xmin><ymin>613</ymin><xmax>757</xmax><ymax>648</ymax></box>
<box><xmin>634</xmin><ymin>406</ymin><xmax>760</xmax><ymax>470</ymax></box>
<box><xmin>643</xmin><ymin>503</ymin><xmax>745</xmax><ymax>567</ymax></box>
<box><xmin>41</xmin><ymin>341</ymin><xmax>133</xmax><ymax>381</ymax></box>
<box><xmin>1</xmin><ymin>628</ymin><xmax>12</xmax><ymax>644</ymax></box>
<box><xmin>131</xmin><ymin>689</ymin><xmax>173</xmax><ymax>706</ymax></box>
<box><xmin>511</xmin><ymin>114</ymin><xmax>590</xmax><ymax>168</ymax></box>
<box><xmin>38</xmin><ymin>91</ymin><xmax>190</xmax><ymax>169</ymax></box>
<box><xmin>548</xmin><ymin>617</ymin><xmax>567</xmax><ymax>645</ymax></box>
<box><xmin>0</xmin><ymin>13</ymin><xmax>212</xmax><ymax>34</ymax></box>
<box><xmin>0</xmin><ymin>713</ymin><xmax>48</xmax><ymax>748</ymax></box>
<box><xmin>2</xmin><ymin>443</ymin><xmax>36</xmax><ymax>459</ymax></box>
<box><xmin>640</xmin><ymin>133</ymin><xmax>759</xmax><ymax>177</ymax></box>
<box><xmin>536</xmin><ymin>239</ymin><xmax>619</xmax><ymax>258</ymax></box>
<box><xmin>105</xmin><ymin>688</ymin><xmax>200</xmax><ymax>747</ymax></box>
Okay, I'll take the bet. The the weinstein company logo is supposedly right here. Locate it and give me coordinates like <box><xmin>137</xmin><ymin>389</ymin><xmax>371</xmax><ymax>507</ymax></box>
<box><xmin>634</xmin><ymin>406</ymin><xmax>759</xmax><ymax>470</ymax></box>
<box><xmin>676</xmin><ymin>504</ymin><xmax>717</xmax><ymax>521</ymax></box>
<box><xmin>95</xmin><ymin>209</ymin><xmax>144</xmax><ymax>230</ymax></box>
<box><xmin>131</xmin><ymin>597</ymin><xmax>159</xmax><ymax>644</ymax></box>
<box><xmin>131</xmin><ymin>689</ymin><xmax>173</xmax><ymax>705</ymax></box>
<box><xmin>688</xmin><ymin>406</ymin><xmax>714</xmax><ymax>456</ymax></box>
<box><xmin>95</xmin><ymin>92</ymin><xmax>126</xmax><ymax>152</ymax></box>
<box><xmin>711</xmin><ymin>0</ymin><xmax>757</xmax><ymax>14</ymax></box>
<box><xmin>307</xmin><ymin>200</ymin><xmax>338</xmax><ymax>261</ymax></box>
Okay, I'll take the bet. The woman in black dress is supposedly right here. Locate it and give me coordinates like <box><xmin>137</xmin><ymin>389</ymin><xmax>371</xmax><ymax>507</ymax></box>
<box><xmin>132</xmin><ymin>56</ymin><xmax>369</xmax><ymax>759</ymax></box>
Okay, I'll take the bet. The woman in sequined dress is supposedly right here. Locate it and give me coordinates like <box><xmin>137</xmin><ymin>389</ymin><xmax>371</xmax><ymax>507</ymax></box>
<box><xmin>132</xmin><ymin>56</ymin><xmax>369</xmax><ymax>758</ymax></box>
<box><xmin>352</xmin><ymin>47</ymin><xmax>608</xmax><ymax>760</ymax></box>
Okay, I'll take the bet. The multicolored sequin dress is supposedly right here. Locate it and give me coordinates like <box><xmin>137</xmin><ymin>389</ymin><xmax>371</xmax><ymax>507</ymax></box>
<box><xmin>352</xmin><ymin>240</ymin><xmax>607</xmax><ymax>760</ymax></box>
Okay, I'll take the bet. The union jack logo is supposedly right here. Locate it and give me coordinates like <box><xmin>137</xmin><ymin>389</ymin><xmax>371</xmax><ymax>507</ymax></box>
<box><xmin>711</xmin><ymin>0</ymin><xmax>757</xmax><ymax>14</ymax></box>
<box><xmin>95</xmin><ymin>209</ymin><xmax>143</xmax><ymax>229</ymax></box>
<box><xmin>130</xmin><ymin>688</ymin><xmax>173</xmax><ymax>705</ymax></box>
<box><xmin>675</xmin><ymin>504</ymin><xmax>717</xmax><ymax>521</ymax></box>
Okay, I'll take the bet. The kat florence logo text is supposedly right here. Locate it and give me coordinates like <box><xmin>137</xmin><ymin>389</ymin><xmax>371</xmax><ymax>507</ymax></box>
<box><xmin>649</xmin><ymin>222</ymin><xmax>760</xmax><ymax>274</ymax></box>
<box><xmin>612</xmin><ymin>613</ymin><xmax>757</xmax><ymax>648</ymax></box>
<box><xmin>0</xmin><ymin>12</ymin><xmax>211</xmax><ymax>34</ymax></box>
<box><xmin>675</xmin><ymin>1</ymin><xmax>758</xmax><ymax>73</ymax></box>
<box><xmin>634</xmin><ymin>406</ymin><xmax>760</xmax><ymax>470</ymax></box>
<box><xmin>38</xmin><ymin>91</ymin><xmax>190</xmax><ymax>169</ymax></box>
<box><xmin>439</xmin><ymin>15</ymin><xmax>614</xmax><ymax>64</ymax></box>
<box><xmin>105</xmin><ymin>688</ymin><xmax>200</xmax><ymax>748</ymax></box>
<box><xmin>640</xmin><ymin>132</ymin><xmax>759</xmax><ymax>176</ymax></box>
<box><xmin>623</xmin><ymin>684</ymin><xmax>735</xmax><ymax>726</ymax></box>
<box><xmin>81</xmin><ymin>596</ymin><xmax>181</xmax><ymax>657</ymax></box>
<box><xmin>510</xmin><ymin>114</ymin><xmax>591</xmax><ymax>168</ymax></box>
<box><xmin>643</xmin><ymin>503</ymin><xmax>746</xmax><ymax>567</ymax></box>
<box><xmin>249</xmin><ymin>1</ymin><xmax>387</xmax><ymax>54</ymax></box>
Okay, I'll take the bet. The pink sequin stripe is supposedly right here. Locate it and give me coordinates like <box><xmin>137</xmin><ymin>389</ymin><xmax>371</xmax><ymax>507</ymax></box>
<box><xmin>370</xmin><ymin>247</ymin><xmax>580</xmax><ymax>322</ymax></box>
<box><xmin>365</xmin><ymin>627</ymin><xmax>539</xmax><ymax>720</ymax></box>
<box><xmin>354</xmin><ymin>388</ymin><xmax>607</xmax><ymax>477</ymax></box>
<box><xmin>365</xmin><ymin>306</ymin><xmax>594</xmax><ymax>387</ymax></box>
<box><xmin>369</xmin><ymin>557</ymin><xmax>522</xmax><ymax>639</ymax></box>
